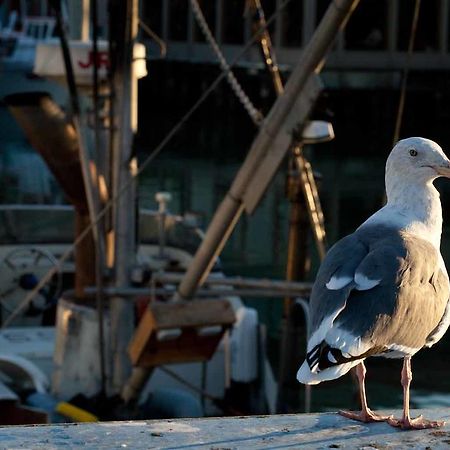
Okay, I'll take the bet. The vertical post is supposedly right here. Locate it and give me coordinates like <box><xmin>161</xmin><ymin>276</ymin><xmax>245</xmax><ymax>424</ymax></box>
<box><xmin>438</xmin><ymin>0</ymin><xmax>449</xmax><ymax>54</ymax></box>
<box><xmin>387</xmin><ymin>0</ymin><xmax>398</xmax><ymax>53</ymax></box>
<box><xmin>187</xmin><ymin>0</ymin><xmax>194</xmax><ymax>53</ymax></box>
<box><xmin>81</xmin><ymin>0</ymin><xmax>90</xmax><ymax>41</ymax></box>
<box><xmin>215</xmin><ymin>0</ymin><xmax>223</xmax><ymax>44</ymax></box>
<box><xmin>67</xmin><ymin>0</ymin><xmax>90</xmax><ymax>40</ymax></box>
<box><xmin>277</xmin><ymin>149</ymin><xmax>311</xmax><ymax>413</ymax></box>
<box><xmin>109</xmin><ymin>0</ymin><xmax>138</xmax><ymax>394</ymax></box>
<box><xmin>302</xmin><ymin>0</ymin><xmax>316</xmax><ymax>47</ymax></box>
<box><xmin>247</xmin><ymin>2</ymin><xmax>319</xmax><ymax>410</ymax></box>
<box><xmin>284</xmin><ymin>154</ymin><xmax>310</xmax><ymax>313</ymax></box>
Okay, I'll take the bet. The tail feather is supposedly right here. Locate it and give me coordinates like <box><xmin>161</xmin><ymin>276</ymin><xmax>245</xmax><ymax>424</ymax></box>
<box><xmin>297</xmin><ymin>341</ymin><xmax>365</xmax><ymax>385</ymax></box>
<box><xmin>296</xmin><ymin>358</ymin><xmax>360</xmax><ymax>385</ymax></box>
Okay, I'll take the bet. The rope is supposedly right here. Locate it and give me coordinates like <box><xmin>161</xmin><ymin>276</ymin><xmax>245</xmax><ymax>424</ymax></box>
<box><xmin>190</xmin><ymin>0</ymin><xmax>263</xmax><ymax>126</ymax></box>
<box><xmin>139</xmin><ymin>18</ymin><xmax>167</xmax><ymax>58</ymax></box>
<box><xmin>392</xmin><ymin>0</ymin><xmax>421</xmax><ymax>145</ymax></box>
<box><xmin>1</xmin><ymin>0</ymin><xmax>292</xmax><ymax>328</ymax></box>
<box><xmin>91</xmin><ymin>0</ymin><xmax>107</xmax><ymax>398</ymax></box>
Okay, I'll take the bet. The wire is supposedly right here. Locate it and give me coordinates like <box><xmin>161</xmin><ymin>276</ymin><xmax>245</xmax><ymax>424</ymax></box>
<box><xmin>92</xmin><ymin>0</ymin><xmax>107</xmax><ymax>397</ymax></box>
<box><xmin>190</xmin><ymin>0</ymin><xmax>263</xmax><ymax>126</ymax></box>
<box><xmin>1</xmin><ymin>0</ymin><xmax>293</xmax><ymax>328</ymax></box>
<box><xmin>392</xmin><ymin>0</ymin><xmax>421</xmax><ymax>145</ymax></box>
<box><xmin>138</xmin><ymin>18</ymin><xmax>166</xmax><ymax>58</ymax></box>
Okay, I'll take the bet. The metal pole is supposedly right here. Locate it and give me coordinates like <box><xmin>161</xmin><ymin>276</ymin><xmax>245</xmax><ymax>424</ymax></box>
<box><xmin>91</xmin><ymin>0</ymin><xmax>107</xmax><ymax>397</ymax></box>
<box><xmin>277</xmin><ymin>156</ymin><xmax>311</xmax><ymax>412</ymax></box>
<box><xmin>84</xmin><ymin>286</ymin><xmax>312</xmax><ymax>299</ymax></box>
<box><xmin>109</xmin><ymin>0</ymin><xmax>139</xmax><ymax>393</ymax></box>
<box><xmin>178</xmin><ymin>0</ymin><xmax>360</xmax><ymax>299</ymax></box>
<box><xmin>247</xmin><ymin>0</ymin><xmax>284</xmax><ymax>95</ymax></box>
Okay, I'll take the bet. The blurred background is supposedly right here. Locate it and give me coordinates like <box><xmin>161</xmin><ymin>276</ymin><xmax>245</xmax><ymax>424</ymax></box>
<box><xmin>1</xmin><ymin>0</ymin><xmax>450</xmax><ymax>421</ymax></box>
<box><xmin>137</xmin><ymin>0</ymin><xmax>450</xmax><ymax>413</ymax></box>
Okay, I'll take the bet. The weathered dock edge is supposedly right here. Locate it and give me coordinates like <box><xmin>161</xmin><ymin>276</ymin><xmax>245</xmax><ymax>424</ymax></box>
<box><xmin>1</xmin><ymin>410</ymin><xmax>450</xmax><ymax>449</ymax></box>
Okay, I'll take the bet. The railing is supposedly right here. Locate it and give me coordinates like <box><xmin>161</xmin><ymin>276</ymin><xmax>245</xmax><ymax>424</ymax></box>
<box><xmin>142</xmin><ymin>0</ymin><xmax>450</xmax><ymax>71</ymax></box>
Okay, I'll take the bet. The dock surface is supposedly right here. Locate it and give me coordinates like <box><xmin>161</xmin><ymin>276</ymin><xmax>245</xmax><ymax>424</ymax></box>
<box><xmin>1</xmin><ymin>410</ymin><xmax>450</xmax><ymax>449</ymax></box>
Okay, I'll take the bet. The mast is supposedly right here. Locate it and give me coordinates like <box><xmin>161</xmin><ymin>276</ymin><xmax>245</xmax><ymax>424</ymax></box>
<box><xmin>177</xmin><ymin>0</ymin><xmax>360</xmax><ymax>300</ymax></box>
<box><xmin>108</xmin><ymin>0</ymin><xmax>139</xmax><ymax>393</ymax></box>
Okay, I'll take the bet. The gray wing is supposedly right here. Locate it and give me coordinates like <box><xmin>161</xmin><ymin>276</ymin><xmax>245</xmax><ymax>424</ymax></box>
<box><xmin>309</xmin><ymin>232</ymin><xmax>369</xmax><ymax>332</ymax></box>
<box><xmin>307</xmin><ymin>226</ymin><xmax>450</xmax><ymax>371</ymax></box>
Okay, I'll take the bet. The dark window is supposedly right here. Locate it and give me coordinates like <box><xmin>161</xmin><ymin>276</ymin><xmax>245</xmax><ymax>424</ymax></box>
<box><xmin>398</xmin><ymin>0</ymin><xmax>439</xmax><ymax>51</ymax></box>
<box><xmin>223</xmin><ymin>0</ymin><xmax>245</xmax><ymax>44</ymax></box>
<box><xmin>142</xmin><ymin>0</ymin><xmax>163</xmax><ymax>36</ymax></box>
<box><xmin>344</xmin><ymin>0</ymin><xmax>387</xmax><ymax>50</ymax></box>
<box><xmin>193</xmin><ymin>0</ymin><xmax>216</xmax><ymax>42</ymax></box>
<box><xmin>169</xmin><ymin>0</ymin><xmax>188</xmax><ymax>41</ymax></box>
<box><xmin>281</xmin><ymin>0</ymin><xmax>303</xmax><ymax>47</ymax></box>
<box><xmin>260</xmin><ymin>0</ymin><xmax>276</xmax><ymax>35</ymax></box>
<box><xmin>24</xmin><ymin>0</ymin><xmax>48</xmax><ymax>15</ymax></box>
<box><xmin>316</xmin><ymin>0</ymin><xmax>330</xmax><ymax>25</ymax></box>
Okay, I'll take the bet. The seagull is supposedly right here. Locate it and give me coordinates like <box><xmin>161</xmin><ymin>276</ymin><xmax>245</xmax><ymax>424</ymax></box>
<box><xmin>297</xmin><ymin>137</ymin><xmax>450</xmax><ymax>430</ymax></box>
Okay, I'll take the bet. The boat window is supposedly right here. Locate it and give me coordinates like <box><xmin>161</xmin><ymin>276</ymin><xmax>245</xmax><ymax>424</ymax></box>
<box><xmin>398</xmin><ymin>0</ymin><xmax>439</xmax><ymax>52</ymax></box>
<box><xmin>344</xmin><ymin>0</ymin><xmax>387</xmax><ymax>51</ymax></box>
<box><xmin>280</xmin><ymin>0</ymin><xmax>303</xmax><ymax>47</ymax></box>
<box><xmin>193</xmin><ymin>0</ymin><xmax>216</xmax><ymax>43</ymax></box>
<box><xmin>20</xmin><ymin>0</ymin><xmax>50</xmax><ymax>17</ymax></box>
<box><xmin>169</xmin><ymin>0</ymin><xmax>188</xmax><ymax>41</ymax></box>
<box><xmin>222</xmin><ymin>0</ymin><xmax>245</xmax><ymax>44</ymax></box>
<box><xmin>142</xmin><ymin>0</ymin><xmax>163</xmax><ymax>37</ymax></box>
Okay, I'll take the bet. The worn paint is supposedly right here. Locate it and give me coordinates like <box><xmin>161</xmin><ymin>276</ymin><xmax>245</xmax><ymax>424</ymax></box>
<box><xmin>1</xmin><ymin>410</ymin><xmax>450</xmax><ymax>449</ymax></box>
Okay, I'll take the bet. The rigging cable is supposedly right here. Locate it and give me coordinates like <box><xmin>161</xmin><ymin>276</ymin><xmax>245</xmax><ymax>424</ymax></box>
<box><xmin>2</xmin><ymin>0</ymin><xmax>293</xmax><ymax>328</ymax></box>
<box><xmin>190</xmin><ymin>0</ymin><xmax>263</xmax><ymax>126</ymax></box>
<box><xmin>91</xmin><ymin>0</ymin><xmax>107</xmax><ymax>397</ymax></box>
<box><xmin>392</xmin><ymin>0</ymin><xmax>421</xmax><ymax>145</ymax></box>
<box><xmin>138</xmin><ymin>18</ymin><xmax>166</xmax><ymax>58</ymax></box>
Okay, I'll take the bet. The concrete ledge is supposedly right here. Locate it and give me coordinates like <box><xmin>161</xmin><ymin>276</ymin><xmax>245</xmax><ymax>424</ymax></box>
<box><xmin>1</xmin><ymin>409</ymin><xmax>450</xmax><ymax>449</ymax></box>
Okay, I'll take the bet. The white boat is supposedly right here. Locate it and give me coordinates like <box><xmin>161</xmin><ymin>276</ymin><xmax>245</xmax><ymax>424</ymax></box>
<box><xmin>0</xmin><ymin>202</ymin><xmax>277</xmax><ymax>420</ymax></box>
<box><xmin>0</xmin><ymin>1</ymin><xmax>307</xmax><ymax>423</ymax></box>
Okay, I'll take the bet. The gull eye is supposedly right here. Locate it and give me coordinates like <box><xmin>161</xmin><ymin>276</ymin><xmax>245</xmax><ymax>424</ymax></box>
<box><xmin>409</xmin><ymin>148</ymin><xmax>418</xmax><ymax>157</ymax></box>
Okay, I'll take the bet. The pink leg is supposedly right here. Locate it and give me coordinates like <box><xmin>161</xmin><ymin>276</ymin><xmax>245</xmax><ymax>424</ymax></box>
<box><xmin>387</xmin><ymin>356</ymin><xmax>445</xmax><ymax>430</ymax></box>
<box><xmin>339</xmin><ymin>362</ymin><xmax>391</xmax><ymax>423</ymax></box>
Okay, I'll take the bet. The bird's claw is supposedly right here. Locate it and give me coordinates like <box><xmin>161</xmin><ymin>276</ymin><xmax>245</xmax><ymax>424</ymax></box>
<box><xmin>387</xmin><ymin>415</ymin><xmax>445</xmax><ymax>430</ymax></box>
<box><xmin>339</xmin><ymin>409</ymin><xmax>392</xmax><ymax>423</ymax></box>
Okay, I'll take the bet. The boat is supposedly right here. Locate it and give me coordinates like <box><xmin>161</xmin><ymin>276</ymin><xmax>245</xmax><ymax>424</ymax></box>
<box><xmin>0</xmin><ymin>2</ymin><xmax>284</xmax><ymax>422</ymax></box>
<box><xmin>0</xmin><ymin>204</ymin><xmax>278</xmax><ymax>420</ymax></box>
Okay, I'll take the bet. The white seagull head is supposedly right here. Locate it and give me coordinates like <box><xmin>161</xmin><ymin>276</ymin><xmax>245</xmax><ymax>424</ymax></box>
<box><xmin>382</xmin><ymin>137</ymin><xmax>450</xmax><ymax>246</ymax></box>
<box><xmin>386</xmin><ymin>137</ymin><xmax>450</xmax><ymax>185</ymax></box>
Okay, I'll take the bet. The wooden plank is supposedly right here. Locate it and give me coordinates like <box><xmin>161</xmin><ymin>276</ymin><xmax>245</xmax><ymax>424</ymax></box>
<box><xmin>1</xmin><ymin>410</ymin><xmax>450</xmax><ymax>448</ymax></box>
<box><xmin>128</xmin><ymin>300</ymin><xmax>235</xmax><ymax>366</ymax></box>
<box><xmin>150</xmin><ymin>300</ymin><xmax>235</xmax><ymax>329</ymax></box>
<box><xmin>136</xmin><ymin>333</ymin><xmax>222</xmax><ymax>366</ymax></box>
<box><xmin>243</xmin><ymin>74</ymin><xmax>322</xmax><ymax>214</ymax></box>
<box><xmin>127</xmin><ymin>306</ymin><xmax>158</xmax><ymax>364</ymax></box>
<box><xmin>153</xmin><ymin>273</ymin><xmax>313</xmax><ymax>291</ymax></box>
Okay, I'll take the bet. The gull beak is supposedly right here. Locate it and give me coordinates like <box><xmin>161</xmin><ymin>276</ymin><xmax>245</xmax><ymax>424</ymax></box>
<box><xmin>435</xmin><ymin>160</ymin><xmax>450</xmax><ymax>178</ymax></box>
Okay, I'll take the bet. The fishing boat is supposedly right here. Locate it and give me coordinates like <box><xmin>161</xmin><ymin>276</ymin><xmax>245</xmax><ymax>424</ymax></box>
<box><xmin>0</xmin><ymin>204</ymin><xmax>280</xmax><ymax>421</ymax></box>
<box><xmin>0</xmin><ymin>0</ymin><xmax>294</xmax><ymax>423</ymax></box>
